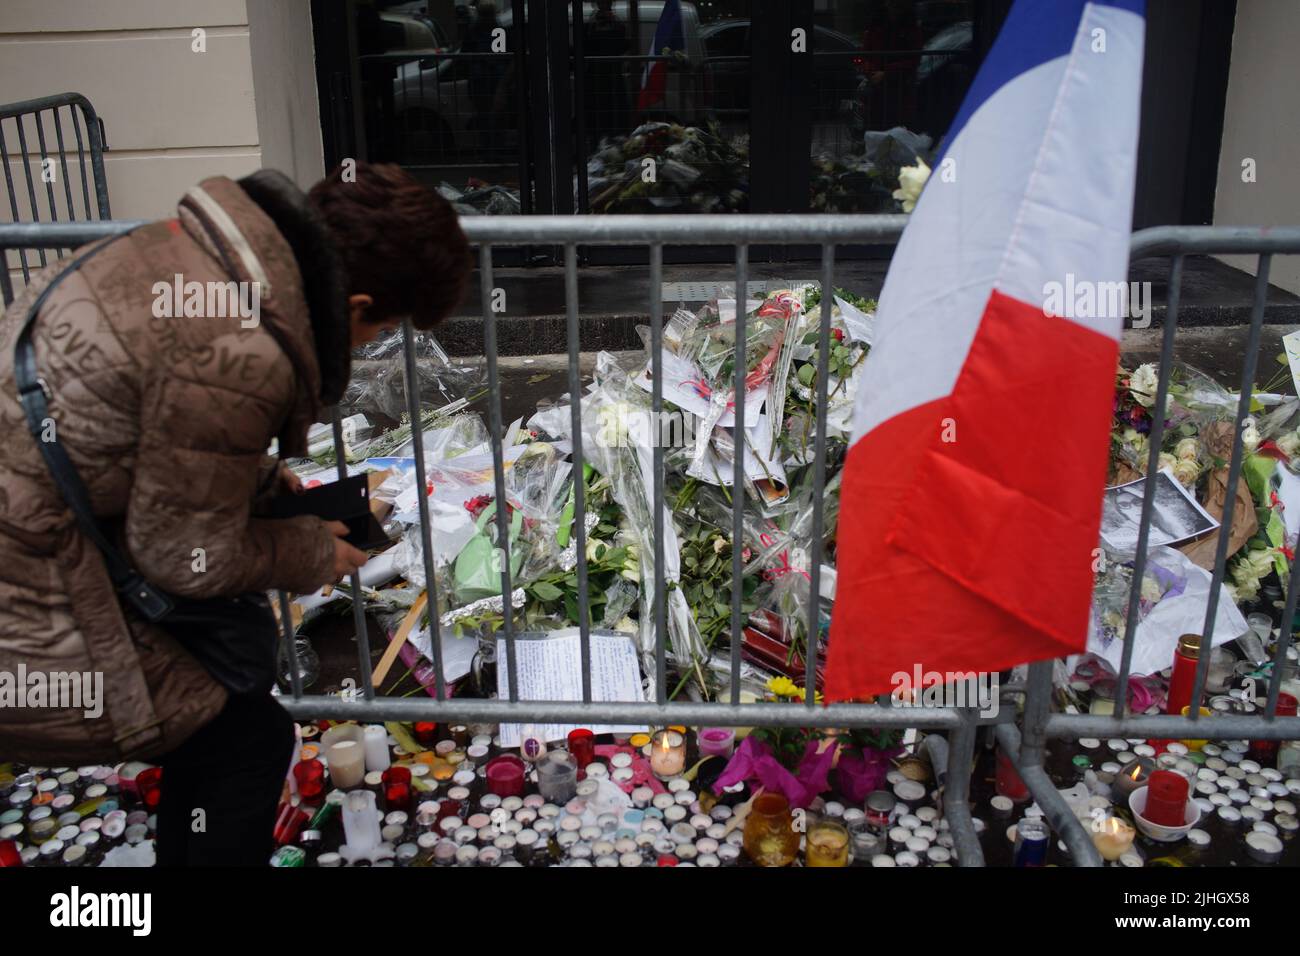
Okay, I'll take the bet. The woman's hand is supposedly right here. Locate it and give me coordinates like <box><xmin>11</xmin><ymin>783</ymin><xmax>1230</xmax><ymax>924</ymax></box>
<box><xmin>279</xmin><ymin>462</ymin><xmax>305</xmax><ymax>496</ymax></box>
<box><xmin>327</xmin><ymin>520</ymin><xmax>369</xmax><ymax>583</ymax></box>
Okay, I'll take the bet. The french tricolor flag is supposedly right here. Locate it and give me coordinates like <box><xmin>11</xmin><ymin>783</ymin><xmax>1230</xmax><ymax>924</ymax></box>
<box><xmin>826</xmin><ymin>0</ymin><xmax>1146</xmax><ymax>700</ymax></box>
<box><xmin>638</xmin><ymin>0</ymin><xmax>685</xmax><ymax>112</ymax></box>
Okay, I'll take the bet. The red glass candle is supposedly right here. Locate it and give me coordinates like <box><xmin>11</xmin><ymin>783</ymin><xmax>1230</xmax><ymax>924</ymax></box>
<box><xmin>293</xmin><ymin>758</ymin><xmax>327</xmax><ymax>803</ymax></box>
<box><xmin>567</xmin><ymin>728</ymin><xmax>596</xmax><ymax>768</ymax></box>
<box><xmin>383</xmin><ymin>765</ymin><xmax>413</xmax><ymax>813</ymax></box>
<box><xmin>273</xmin><ymin>802</ymin><xmax>309</xmax><ymax>846</ymax></box>
<box><xmin>1142</xmin><ymin>769</ymin><xmax>1189</xmax><ymax>827</ymax></box>
<box><xmin>657</xmin><ymin>854</ymin><xmax>679</xmax><ymax>866</ymax></box>
<box><xmin>136</xmin><ymin>766</ymin><xmax>163</xmax><ymax>810</ymax></box>
<box><xmin>1165</xmin><ymin>634</ymin><xmax>1201</xmax><ymax>716</ymax></box>
<box><xmin>414</xmin><ymin>722</ymin><xmax>439</xmax><ymax>746</ymax></box>
<box><xmin>1248</xmin><ymin>692</ymin><xmax>1297</xmax><ymax>764</ymax></box>
<box><xmin>0</xmin><ymin>840</ymin><xmax>22</xmax><ymax>867</ymax></box>
<box><xmin>437</xmin><ymin>798</ymin><xmax>462</xmax><ymax>823</ymax></box>
<box><xmin>995</xmin><ymin>747</ymin><xmax>1030</xmax><ymax>803</ymax></box>
<box><xmin>486</xmin><ymin>755</ymin><xmax>526</xmax><ymax>797</ymax></box>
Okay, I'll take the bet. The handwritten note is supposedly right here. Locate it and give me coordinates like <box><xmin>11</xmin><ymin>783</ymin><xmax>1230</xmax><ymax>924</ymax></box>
<box><xmin>1283</xmin><ymin>330</ymin><xmax>1300</xmax><ymax>399</ymax></box>
<box><xmin>496</xmin><ymin>628</ymin><xmax>646</xmax><ymax>746</ymax></box>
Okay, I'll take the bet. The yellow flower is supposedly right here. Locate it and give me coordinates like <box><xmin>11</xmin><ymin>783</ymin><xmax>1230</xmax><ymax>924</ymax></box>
<box><xmin>792</xmin><ymin>686</ymin><xmax>824</xmax><ymax>703</ymax></box>
<box><xmin>766</xmin><ymin>676</ymin><xmax>799</xmax><ymax>699</ymax></box>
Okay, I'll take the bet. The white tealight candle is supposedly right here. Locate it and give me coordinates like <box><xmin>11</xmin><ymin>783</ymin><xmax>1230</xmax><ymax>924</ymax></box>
<box><xmin>327</xmin><ymin>740</ymin><xmax>365</xmax><ymax>790</ymax></box>
<box><xmin>363</xmin><ymin>725</ymin><xmax>391</xmax><ymax>773</ymax></box>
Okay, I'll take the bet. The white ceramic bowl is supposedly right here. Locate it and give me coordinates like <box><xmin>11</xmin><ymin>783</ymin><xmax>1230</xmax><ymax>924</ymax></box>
<box><xmin>1128</xmin><ymin>786</ymin><xmax>1200</xmax><ymax>842</ymax></box>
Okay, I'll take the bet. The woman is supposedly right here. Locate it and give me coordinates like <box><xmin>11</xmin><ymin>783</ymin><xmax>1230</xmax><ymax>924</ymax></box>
<box><xmin>0</xmin><ymin>161</ymin><xmax>472</xmax><ymax>864</ymax></box>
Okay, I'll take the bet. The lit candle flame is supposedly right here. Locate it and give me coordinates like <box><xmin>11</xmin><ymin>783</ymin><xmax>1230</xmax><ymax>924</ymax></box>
<box><xmin>1128</xmin><ymin>764</ymin><xmax>1142</xmax><ymax>781</ymax></box>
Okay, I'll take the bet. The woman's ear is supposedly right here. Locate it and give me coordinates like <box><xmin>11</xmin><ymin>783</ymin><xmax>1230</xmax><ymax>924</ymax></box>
<box><xmin>348</xmin><ymin>294</ymin><xmax>375</xmax><ymax>346</ymax></box>
<box><xmin>348</xmin><ymin>293</ymin><xmax>374</xmax><ymax>323</ymax></box>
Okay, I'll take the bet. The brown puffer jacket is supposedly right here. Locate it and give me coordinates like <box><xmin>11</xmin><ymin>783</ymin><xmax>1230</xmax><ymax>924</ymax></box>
<box><xmin>0</xmin><ymin>172</ymin><xmax>350</xmax><ymax>764</ymax></box>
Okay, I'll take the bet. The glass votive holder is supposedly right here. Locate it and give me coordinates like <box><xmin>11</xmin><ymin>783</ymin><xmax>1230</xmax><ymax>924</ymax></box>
<box><xmin>320</xmin><ymin>724</ymin><xmax>366</xmax><ymax>790</ymax></box>
<box><xmin>567</xmin><ymin>729</ymin><xmax>596</xmax><ymax>768</ymax></box>
<box><xmin>486</xmin><ymin>755</ymin><xmax>526</xmax><ymax>798</ymax></box>
<box><xmin>382</xmin><ymin>765</ymin><xmax>413</xmax><ymax>814</ymax></box>
<box><xmin>697</xmin><ymin>728</ymin><xmax>736</xmax><ymax>760</ymax></box>
<box><xmin>806</xmin><ymin>818</ymin><xmax>850</xmax><ymax>867</ymax></box>
<box><xmin>742</xmin><ymin>793</ymin><xmax>799</xmax><ymax>867</ymax></box>
<box><xmin>538</xmin><ymin>751</ymin><xmax>579</xmax><ymax>803</ymax></box>
<box><xmin>650</xmin><ymin>730</ymin><xmax>687</xmax><ymax>779</ymax></box>
<box><xmin>849</xmin><ymin>821</ymin><xmax>882</xmax><ymax>865</ymax></box>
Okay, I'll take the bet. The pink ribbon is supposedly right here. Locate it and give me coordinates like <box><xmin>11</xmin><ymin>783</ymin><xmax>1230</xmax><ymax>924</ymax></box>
<box><xmin>758</xmin><ymin>532</ymin><xmax>810</xmax><ymax>583</ymax></box>
<box><xmin>1071</xmin><ymin>656</ymin><xmax>1164</xmax><ymax>712</ymax></box>
<box><xmin>711</xmin><ymin>735</ymin><xmax>836</xmax><ymax>809</ymax></box>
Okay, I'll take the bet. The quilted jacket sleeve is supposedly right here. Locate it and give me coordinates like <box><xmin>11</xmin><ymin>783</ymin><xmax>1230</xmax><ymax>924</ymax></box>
<box><xmin>123</xmin><ymin>332</ymin><xmax>336</xmax><ymax>598</ymax></box>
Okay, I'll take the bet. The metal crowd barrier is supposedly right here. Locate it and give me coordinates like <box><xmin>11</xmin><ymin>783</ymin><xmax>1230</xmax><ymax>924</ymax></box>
<box><xmin>0</xmin><ymin>93</ymin><xmax>111</xmax><ymax>306</ymax></box>
<box><xmin>1003</xmin><ymin>225</ymin><xmax>1300</xmax><ymax>866</ymax></box>
<box><xmin>5</xmin><ymin>216</ymin><xmax>1300</xmax><ymax>869</ymax></box>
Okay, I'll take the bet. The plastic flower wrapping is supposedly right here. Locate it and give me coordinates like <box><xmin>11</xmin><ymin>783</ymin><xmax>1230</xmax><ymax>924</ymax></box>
<box><xmin>283</xmin><ymin>296</ymin><xmax>1300</xmax><ymax>717</ymax></box>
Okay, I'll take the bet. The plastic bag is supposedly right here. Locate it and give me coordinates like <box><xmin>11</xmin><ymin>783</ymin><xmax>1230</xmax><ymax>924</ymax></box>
<box><xmin>342</xmin><ymin>329</ymin><xmax>485</xmax><ymax>421</ymax></box>
<box><xmin>577</xmin><ymin>352</ymin><xmax>707</xmax><ymax>683</ymax></box>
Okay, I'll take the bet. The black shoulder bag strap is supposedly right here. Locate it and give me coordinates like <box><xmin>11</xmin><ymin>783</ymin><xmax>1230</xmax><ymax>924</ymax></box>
<box><xmin>13</xmin><ymin>237</ymin><xmax>175</xmax><ymax>622</ymax></box>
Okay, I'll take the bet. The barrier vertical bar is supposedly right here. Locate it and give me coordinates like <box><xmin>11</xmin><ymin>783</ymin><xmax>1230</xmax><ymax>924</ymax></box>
<box><xmin>730</xmin><ymin>244</ymin><xmax>747</xmax><ymax>705</ymax></box>
<box><xmin>805</xmin><ymin>244</ymin><xmax>835</xmax><ymax>706</ymax></box>
<box><xmin>402</xmin><ymin>319</ymin><xmax>447</xmax><ymax>700</ymax></box>
<box><xmin>333</xmin><ymin>406</ymin><xmax>375</xmax><ymax>699</ymax></box>
<box><xmin>480</xmin><ymin>243</ymin><xmax>518</xmax><ymax>701</ymax></box>
<box><xmin>650</xmin><ymin>243</ymin><xmax>667</xmax><ymax>705</ymax></box>
<box><xmin>565</xmin><ymin>243</ymin><xmax>592</xmax><ymax>702</ymax></box>
<box><xmin>1114</xmin><ymin>254</ymin><xmax>1183</xmax><ymax>719</ymax></box>
<box><xmin>1190</xmin><ymin>254</ymin><xmax>1273</xmax><ymax>719</ymax></box>
<box><xmin>277</xmin><ymin>590</ymin><xmax>303</xmax><ymax>700</ymax></box>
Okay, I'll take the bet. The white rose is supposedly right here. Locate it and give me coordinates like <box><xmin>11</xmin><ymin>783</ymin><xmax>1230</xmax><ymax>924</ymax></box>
<box><xmin>1249</xmin><ymin>547</ymin><xmax>1277</xmax><ymax>576</ymax></box>
<box><xmin>1172</xmin><ymin>458</ymin><xmax>1200</xmax><ymax>488</ymax></box>
<box><xmin>1129</xmin><ymin>364</ymin><xmax>1159</xmax><ymax>408</ymax></box>
<box><xmin>1242</xmin><ymin>418</ymin><xmax>1261</xmax><ymax>454</ymax></box>
<box><xmin>892</xmin><ymin>159</ymin><xmax>931</xmax><ymax>214</ymax></box>
<box><xmin>1277</xmin><ymin>430</ymin><xmax>1300</xmax><ymax>458</ymax></box>
<box><xmin>1174</xmin><ymin>437</ymin><xmax>1200</xmax><ymax>461</ymax></box>
<box><xmin>1143</xmin><ymin>451</ymin><xmax>1176</xmax><ymax>475</ymax></box>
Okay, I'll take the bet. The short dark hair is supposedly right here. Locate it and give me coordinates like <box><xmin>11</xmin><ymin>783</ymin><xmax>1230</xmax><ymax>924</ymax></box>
<box><xmin>308</xmin><ymin>161</ymin><xmax>471</xmax><ymax>329</ymax></box>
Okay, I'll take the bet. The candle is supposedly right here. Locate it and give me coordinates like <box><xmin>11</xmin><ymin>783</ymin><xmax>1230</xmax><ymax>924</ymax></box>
<box><xmin>383</xmin><ymin>766</ymin><xmax>412</xmax><ymax>814</ymax></box>
<box><xmin>651</xmin><ymin>731</ymin><xmax>686</xmax><ymax>778</ymax></box>
<box><xmin>566</xmin><ymin>729</ymin><xmax>596</xmax><ymax>768</ymax></box>
<box><xmin>806</xmin><ymin>819</ymin><xmax>850</xmax><ymax>867</ymax></box>
<box><xmin>698</xmin><ymin>728</ymin><xmax>736</xmax><ymax>760</ymax></box>
<box><xmin>1111</xmin><ymin>756</ymin><xmax>1153</xmax><ymax>801</ymax></box>
<box><xmin>1142</xmin><ymin>770</ymin><xmax>1191</xmax><ymax>828</ymax></box>
<box><xmin>486</xmin><ymin>755</ymin><xmax>526</xmax><ymax>797</ymax></box>
<box><xmin>321</xmin><ymin>724</ymin><xmax>366</xmax><ymax>790</ymax></box>
<box><xmin>537</xmin><ymin>751</ymin><xmax>579</xmax><ymax>803</ymax></box>
<box><xmin>520</xmin><ymin>726</ymin><xmax>547</xmax><ymax>763</ymax></box>
<box><xmin>1091</xmin><ymin>816</ymin><xmax>1136</xmax><ymax>862</ymax></box>
<box><xmin>363</xmin><ymin>725</ymin><xmax>391</xmax><ymax>773</ymax></box>
<box><xmin>341</xmin><ymin>790</ymin><xmax>383</xmax><ymax>857</ymax></box>
<box><xmin>413</xmin><ymin>722</ymin><xmax>439</xmax><ymax>745</ymax></box>
<box><xmin>292</xmin><ymin>758</ymin><xmax>327</xmax><ymax>803</ymax></box>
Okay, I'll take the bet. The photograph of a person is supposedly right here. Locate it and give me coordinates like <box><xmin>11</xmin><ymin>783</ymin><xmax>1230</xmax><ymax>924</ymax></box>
<box><xmin>1100</xmin><ymin>470</ymin><xmax>1219</xmax><ymax>553</ymax></box>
